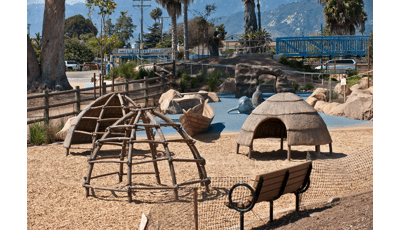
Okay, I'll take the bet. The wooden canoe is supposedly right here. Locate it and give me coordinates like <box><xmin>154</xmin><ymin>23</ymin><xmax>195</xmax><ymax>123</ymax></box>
<box><xmin>179</xmin><ymin>99</ymin><xmax>215</xmax><ymax>137</ymax></box>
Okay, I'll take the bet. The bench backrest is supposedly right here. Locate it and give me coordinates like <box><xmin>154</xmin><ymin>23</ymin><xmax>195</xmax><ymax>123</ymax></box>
<box><xmin>252</xmin><ymin>161</ymin><xmax>312</xmax><ymax>203</ymax></box>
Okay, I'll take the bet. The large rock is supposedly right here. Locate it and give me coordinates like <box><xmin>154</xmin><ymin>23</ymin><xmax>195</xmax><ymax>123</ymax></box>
<box><xmin>314</xmin><ymin>88</ymin><xmax>328</xmax><ymax>94</ymax></box>
<box><xmin>367</xmin><ymin>86</ymin><xmax>373</xmax><ymax>94</ymax></box>
<box><xmin>346</xmin><ymin>90</ymin><xmax>372</xmax><ymax>104</ymax></box>
<box><xmin>322</xmin><ymin>102</ymin><xmax>340</xmax><ymax>114</ymax></box>
<box><xmin>350</xmin><ymin>84</ymin><xmax>362</xmax><ymax>92</ymax></box>
<box><xmin>159</xmin><ymin>89</ymin><xmax>182</xmax><ymax>105</ymax></box>
<box><xmin>235</xmin><ymin>64</ymin><xmax>282</xmax><ymax>98</ymax></box>
<box><xmin>217</xmin><ymin>78</ymin><xmax>236</xmax><ymax>94</ymax></box>
<box><xmin>275</xmin><ymin>76</ymin><xmax>295</xmax><ymax>93</ymax></box>
<box><xmin>305</xmin><ymin>96</ymin><xmax>318</xmax><ymax>107</ymax></box>
<box><xmin>182</xmin><ymin>94</ymin><xmax>204</xmax><ymax>101</ymax></box>
<box><xmin>314</xmin><ymin>101</ymin><xmax>330</xmax><ymax>113</ymax></box>
<box><xmin>55</xmin><ymin>117</ymin><xmax>75</xmax><ymax>141</ymax></box>
<box><xmin>174</xmin><ymin>97</ymin><xmax>203</xmax><ymax>111</ymax></box>
<box><xmin>160</xmin><ymin>99</ymin><xmax>182</xmax><ymax>114</ymax></box>
<box><xmin>334</xmin><ymin>83</ymin><xmax>352</xmax><ymax>96</ymax></box>
<box><xmin>358</xmin><ymin>77</ymin><xmax>373</xmax><ymax>89</ymax></box>
<box><xmin>343</xmin><ymin>96</ymin><xmax>373</xmax><ymax>120</ymax></box>
<box><xmin>199</xmin><ymin>90</ymin><xmax>220</xmax><ymax>102</ymax></box>
<box><xmin>329</xmin><ymin>103</ymin><xmax>346</xmax><ymax>117</ymax></box>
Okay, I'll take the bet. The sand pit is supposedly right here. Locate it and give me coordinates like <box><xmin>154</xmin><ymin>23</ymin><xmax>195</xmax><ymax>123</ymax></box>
<box><xmin>27</xmin><ymin>127</ymin><xmax>372</xmax><ymax>229</ymax></box>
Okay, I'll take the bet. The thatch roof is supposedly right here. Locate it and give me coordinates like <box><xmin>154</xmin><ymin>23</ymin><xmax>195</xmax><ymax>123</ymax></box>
<box><xmin>237</xmin><ymin>93</ymin><xmax>332</xmax><ymax>147</ymax></box>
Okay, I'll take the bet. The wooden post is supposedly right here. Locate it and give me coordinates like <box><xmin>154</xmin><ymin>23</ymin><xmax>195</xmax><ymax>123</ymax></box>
<box><xmin>169</xmin><ymin>71</ymin><xmax>173</xmax><ymax>89</ymax></box>
<box><xmin>75</xmin><ymin>86</ymin><xmax>81</xmax><ymax>114</ymax></box>
<box><xmin>144</xmin><ymin>76</ymin><xmax>148</xmax><ymax>107</ymax></box>
<box><xmin>287</xmin><ymin>145</ymin><xmax>291</xmax><ymax>161</ymax></box>
<box><xmin>172</xmin><ymin>59</ymin><xmax>176</xmax><ymax>78</ymax></box>
<box><xmin>93</xmin><ymin>73</ymin><xmax>96</xmax><ymax>100</ymax></box>
<box><xmin>367</xmin><ymin>46</ymin><xmax>371</xmax><ymax>88</ymax></box>
<box><xmin>43</xmin><ymin>89</ymin><xmax>49</xmax><ymax>122</ymax></box>
<box><xmin>124</xmin><ymin>79</ymin><xmax>129</xmax><ymax>96</ymax></box>
<box><xmin>315</xmin><ymin>145</ymin><xmax>320</xmax><ymax>155</ymax></box>
<box><xmin>112</xmin><ymin>71</ymin><xmax>115</xmax><ymax>92</ymax></box>
<box><xmin>102</xmin><ymin>81</ymin><xmax>106</xmax><ymax>95</ymax></box>
<box><xmin>193</xmin><ymin>187</ymin><xmax>199</xmax><ymax>230</ymax></box>
<box><xmin>99</xmin><ymin>74</ymin><xmax>102</xmax><ymax>96</ymax></box>
<box><xmin>161</xmin><ymin>75</ymin><xmax>165</xmax><ymax>94</ymax></box>
<box><xmin>153</xmin><ymin>62</ymin><xmax>156</xmax><ymax>73</ymax></box>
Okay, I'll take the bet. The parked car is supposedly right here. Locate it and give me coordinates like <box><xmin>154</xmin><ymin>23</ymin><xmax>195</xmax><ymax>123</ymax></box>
<box><xmin>83</xmin><ymin>62</ymin><xmax>106</xmax><ymax>70</ymax></box>
<box><xmin>65</xmin><ymin>61</ymin><xmax>79</xmax><ymax>70</ymax></box>
<box><xmin>314</xmin><ymin>59</ymin><xmax>356</xmax><ymax>71</ymax></box>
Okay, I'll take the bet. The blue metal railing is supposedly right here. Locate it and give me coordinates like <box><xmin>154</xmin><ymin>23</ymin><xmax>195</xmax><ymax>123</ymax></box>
<box><xmin>276</xmin><ymin>36</ymin><xmax>370</xmax><ymax>58</ymax></box>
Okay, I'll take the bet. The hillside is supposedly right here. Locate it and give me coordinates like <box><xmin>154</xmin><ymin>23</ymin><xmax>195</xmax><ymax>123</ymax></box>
<box><xmin>27</xmin><ymin>0</ymin><xmax>373</xmax><ymax>41</ymax></box>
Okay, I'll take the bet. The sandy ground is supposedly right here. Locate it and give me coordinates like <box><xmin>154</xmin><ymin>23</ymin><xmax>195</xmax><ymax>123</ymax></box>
<box><xmin>27</xmin><ymin>127</ymin><xmax>372</xmax><ymax>229</ymax></box>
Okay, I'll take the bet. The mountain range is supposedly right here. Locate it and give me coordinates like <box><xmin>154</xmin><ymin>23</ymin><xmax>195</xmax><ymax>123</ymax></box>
<box><xmin>27</xmin><ymin>0</ymin><xmax>373</xmax><ymax>41</ymax></box>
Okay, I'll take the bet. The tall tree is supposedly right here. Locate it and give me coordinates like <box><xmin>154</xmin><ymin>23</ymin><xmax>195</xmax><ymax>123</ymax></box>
<box><xmin>65</xmin><ymin>14</ymin><xmax>98</xmax><ymax>38</ymax></box>
<box><xmin>192</xmin><ymin>4</ymin><xmax>219</xmax><ymax>58</ymax></box>
<box><xmin>143</xmin><ymin>22</ymin><xmax>162</xmax><ymax>48</ymax></box>
<box><xmin>28</xmin><ymin>0</ymin><xmax>72</xmax><ymax>93</ymax></box>
<box><xmin>150</xmin><ymin>7</ymin><xmax>163</xmax><ymax>23</ymax></box>
<box><xmin>156</xmin><ymin>0</ymin><xmax>182</xmax><ymax>60</ymax></box>
<box><xmin>103</xmin><ymin>18</ymin><xmax>114</xmax><ymax>35</ymax></box>
<box><xmin>182</xmin><ymin>0</ymin><xmax>193</xmax><ymax>61</ymax></box>
<box><xmin>114</xmin><ymin>11</ymin><xmax>137</xmax><ymax>47</ymax></box>
<box><xmin>242</xmin><ymin>0</ymin><xmax>257</xmax><ymax>33</ymax></box>
<box><xmin>318</xmin><ymin>0</ymin><xmax>367</xmax><ymax>35</ymax></box>
<box><xmin>216</xmin><ymin>24</ymin><xmax>227</xmax><ymax>40</ymax></box>
<box><xmin>64</xmin><ymin>38</ymin><xmax>95</xmax><ymax>63</ymax></box>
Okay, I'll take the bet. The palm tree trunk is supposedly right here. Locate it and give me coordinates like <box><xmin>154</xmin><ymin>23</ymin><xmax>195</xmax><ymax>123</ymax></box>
<box><xmin>183</xmin><ymin>3</ymin><xmax>189</xmax><ymax>60</ymax></box>
<box><xmin>244</xmin><ymin>1</ymin><xmax>258</xmax><ymax>33</ymax></box>
<box><xmin>171</xmin><ymin>13</ymin><xmax>177</xmax><ymax>60</ymax></box>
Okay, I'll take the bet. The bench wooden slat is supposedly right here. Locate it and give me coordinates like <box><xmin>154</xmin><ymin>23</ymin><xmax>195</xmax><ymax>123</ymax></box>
<box><xmin>253</xmin><ymin>162</ymin><xmax>311</xmax><ymax>185</ymax></box>
<box><xmin>258</xmin><ymin>172</ymin><xmax>307</xmax><ymax>195</ymax></box>
<box><xmin>257</xmin><ymin>168</ymin><xmax>309</xmax><ymax>191</ymax></box>
<box><xmin>256</xmin><ymin>180</ymin><xmax>305</xmax><ymax>202</ymax></box>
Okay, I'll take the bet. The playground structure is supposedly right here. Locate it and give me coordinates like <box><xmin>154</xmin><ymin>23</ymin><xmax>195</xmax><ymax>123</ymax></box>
<box><xmin>237</xmin><ymin>93</ymin><xmax>332</xmax><ymax>160</ymax></box>
<box><xmin>81</xmin><ymin>105</ymin><xmax>210</xmax><ymax>202</ymax></box>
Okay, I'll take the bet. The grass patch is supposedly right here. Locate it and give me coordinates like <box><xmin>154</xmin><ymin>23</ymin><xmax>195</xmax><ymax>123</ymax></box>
<box><xmin>29</xmin><ymin>120</ymin><xmax>65</xmax><ymax>145</ymax></box>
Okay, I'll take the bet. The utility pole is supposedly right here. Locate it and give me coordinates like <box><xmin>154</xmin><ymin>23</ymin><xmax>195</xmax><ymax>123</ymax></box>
<box><xmin>159</xmin><ymin>16</ymin><xmax>170</xmax><ymax>42</ymax></box>
<box><xmin>133</xmin><ymin>0</ymin><xmax>151</xmax><ymax>48</ymax></box>
<box><xmin>257</xmin><ymin>0</ymin><xmax>261</xmax><ymax>31</ymax></box>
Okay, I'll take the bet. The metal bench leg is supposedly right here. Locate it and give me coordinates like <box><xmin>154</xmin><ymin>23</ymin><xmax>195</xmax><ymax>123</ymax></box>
<box><xmin>270</xmin><ymin>200</ymin><xmax>274</xmax><ymax>222</ymax></box>
<box><xmin>296</xmin><ymin>193</ymin><xmax>300</xmax><ymax>211</ymax></box>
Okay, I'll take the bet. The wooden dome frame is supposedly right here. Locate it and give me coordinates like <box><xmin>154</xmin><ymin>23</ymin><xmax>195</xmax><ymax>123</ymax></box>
<box><xmin>82</xmin><ymin>106</ymin><xmax>210</xmax><ymax>202</ymax></box>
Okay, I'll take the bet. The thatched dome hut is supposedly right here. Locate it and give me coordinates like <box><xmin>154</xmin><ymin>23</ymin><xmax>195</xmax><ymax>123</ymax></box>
<box><xmin>237</xmin><ymin>93</ymin><xmax>332</xmax><ymax>160</ymax></box>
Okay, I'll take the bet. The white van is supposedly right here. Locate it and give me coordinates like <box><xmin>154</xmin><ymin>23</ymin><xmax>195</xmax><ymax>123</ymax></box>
<box><xmin>314</xmin><ymin>59</ymin><xmax>356</xmax><ymax>71</ymax></box>
<box><xmin>65</xmin><ymin>61</ymin><xmax>79</xmax><ymax>70</ymax></box>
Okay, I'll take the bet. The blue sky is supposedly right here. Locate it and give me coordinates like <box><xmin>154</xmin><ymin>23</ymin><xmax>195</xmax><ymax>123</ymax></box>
<box><xmin>28</xmin><ymin>0</ymin><xmax>86</xmax><ymax>4</ymax></box>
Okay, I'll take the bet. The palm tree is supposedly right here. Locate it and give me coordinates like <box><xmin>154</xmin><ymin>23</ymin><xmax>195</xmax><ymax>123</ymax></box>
<box><xmin>182</xmin><ymin>0</ymin><xmax>193</xmax><ymax>61</ymax></box>
<box><xmin>150</xmin><ymin>7</ymin><xmax>163</xmax><ymax>23</ymax></box>
<box><xmin>242</xmin><ymin>0</ymin><xmax>257</xmax><ymax>33</ymax></box>
<box><xmin>156</xmin><ymin>0</ymin><xmax>182</xmax><ymax>60</ymax></box>
<box><xmin>318</xmin><ymin>0</ymin><xmax>367</xmax><ymax>35</ymax></box>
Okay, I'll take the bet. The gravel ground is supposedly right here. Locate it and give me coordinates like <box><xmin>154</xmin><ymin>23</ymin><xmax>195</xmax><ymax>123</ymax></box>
<box><xmin>27</xmin><ymin>128</ymin><xmax>372</xmax><ymax>229</ymax></box>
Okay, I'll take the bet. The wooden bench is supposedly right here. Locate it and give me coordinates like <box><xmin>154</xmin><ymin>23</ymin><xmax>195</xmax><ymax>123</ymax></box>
<box><xmin>225</xmin><ymin>161</ymin><xmax>312</xmax><ymax>228</ymax></box>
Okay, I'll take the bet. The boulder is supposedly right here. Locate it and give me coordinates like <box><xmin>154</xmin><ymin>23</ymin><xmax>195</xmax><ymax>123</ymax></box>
<box><xmin>329</xmin><ymin>103</ymin><xmax>346</xmax><ymax>117</ymax></box>
<box><xmin>314</xmin><ymin>101</ymin><xmax>330</xmax><ymax>113</ymax></box>
<box><xmin>55</xmin><ymin>117</ymin><xmax>75</xmax><ymax>141</ymax></box>
<box><xmin>310</xmin><ymin>91</ymin><xmax>327</xmax><ymax>102</ymax></box>
<box><xmin>367</xmin><ymin>86</ymin><xmax>373</xmax><ymax>94</ymax></box>
<box><xmin>305</xmin><ymin>96</ymin><xmax>318</xmax><ymax>107</ymax></box>
<box><xmin>235</xmin><ymin>64</ymin><xmax>282</xmax><ymax>98</ymax></box>
<box><xmin>275</xmin><ymin>76</ymin><xmax>295</xmax><ymax>93</ymax></box>
<box><xmin>174</xmin><ymin>97</ymin><xmax>203</xmax><ymax>111</ymax></box>
<box><xmin>334</xmin><ymin>83</ymin><xmax>352</xmax><ymax>96</ymax></box>
<box><xmin>159</xmin><ymin>89</ymin><xmax>182</xmax><ymax>105</ymax></box>
<box><xmin>343</xmin><ymin>96</ymin><xmax>373</xmax><ymax>120</ymax></box>
<box><xmin>160</xmin><ymin>99</ymin><xmax>182</xmax><ymax>114</ymax></box>
<box><xmin>322</xmin><ymin>102</ymin><xmax>340</xmax><ymax>114</ymax></box>
<box><xmin>217</xmin><ymin>78</ymin><xmax>236</xmax><ymax>94</ymax></box>
<box><xmin>350</xmin><ymin>84</ymin><xmax>362</xmax><ymax>92</ymax></box>
<box><xmin>314</xmin><ymin>88</ymin><xmax>328</xmax><ymax>95</ymax></box>
<box><xmin>183</xmin><ymin>94</ymin><xmax>204</xmax><ymax>101</ymax></box>
<box><xmin>346</xmin><ymin>90</ymin><xmax>372</xmax><ymax>104</ymax></box>
<box><xmin>358</xmin><ymin>77</ymin><xmax>373</xmax><ymax>89</ymax></box>
<box><xmin>199</xmin><ymin>90</ymin><xmax>221</xmax><ymax>102</ymax></box>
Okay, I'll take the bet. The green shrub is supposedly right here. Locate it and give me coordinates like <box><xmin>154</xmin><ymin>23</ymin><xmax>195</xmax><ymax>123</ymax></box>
<box><xmin>176</xmin><ymin>69</ymin><xmax>189</xmax><ymax>79</ymax></box>
<box><xmin>346</xmin><ymin>69</ymin><xmax>359</xmax><ymax>78</ymax></box>
<box><xmin>291</xmin><ymin>81</ymin><xmax>300</xmax><ymax>90</ymax></box>
<box><xmin>29</xmin><ymin>120</ymin><xmax>64</xmax><ymax>145</ymax></box>
<box><xmin>147</xmin><ymin>70</ymin><xmax>155</xmax><ymax>79</ymax></box>
<box><xmin>180</xmin><ymin>79</ymin><xmax>188</xmax><ymax>92</ymax></box>
<box><xmin>279</xmin><ymin>57</ymin><xmax>289</xmax><ymax>65</ymax></box>
<box><xmin>326</xmin><ymin>91</ymin><xmax>339</xmax><ymax>101</ymax></box>
<box><xmin>206</xmin><ymin>70</ymin><xmax>222</xmax><ymax>91</ymax></box>
<box><xmin>303</xmin><ymin>83</ymin><xmax>314</xmax><ymax>91</ymax></box>
<box><xmin>190</xmin><ymin>76</ymin><xmax>201</xmax><ymax>88</ymax></box>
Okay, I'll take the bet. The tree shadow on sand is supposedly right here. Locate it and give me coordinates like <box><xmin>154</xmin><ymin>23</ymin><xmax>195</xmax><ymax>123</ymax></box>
<box><xmin>244</xmin><ymin>149</ymin><xmax>347</xmax><ymax>162</ymax></box>
<box><xmin>190</xmin><ymin>122</ymin><xmax>226</xmax><ymax>143</ymax></box>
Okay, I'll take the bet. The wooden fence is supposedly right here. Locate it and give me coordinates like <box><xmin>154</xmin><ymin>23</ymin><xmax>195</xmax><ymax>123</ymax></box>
<box><xmin>27</xmin><ymin>62</ymin><xmax>176</xmax><ymax>125</ymax></box>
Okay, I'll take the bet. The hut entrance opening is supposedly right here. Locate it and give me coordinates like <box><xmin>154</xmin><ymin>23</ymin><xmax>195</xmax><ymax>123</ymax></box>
<box><xmin>249</xmin><ymin>117</ymin><xmax>287</xmax><ymax>158</ymax></box>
